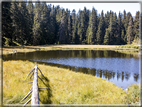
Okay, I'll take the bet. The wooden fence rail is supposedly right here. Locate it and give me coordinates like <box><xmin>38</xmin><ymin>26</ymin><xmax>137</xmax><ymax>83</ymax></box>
<box><xmin>20</xmin><ymin>65</ymin><xmax>48</xmax><ymax>107</ymax></box>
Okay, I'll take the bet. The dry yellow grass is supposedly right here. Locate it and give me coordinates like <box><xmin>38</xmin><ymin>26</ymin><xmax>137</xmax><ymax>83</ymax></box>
<box><xmin>2</xmin><ymin>45</ymin><xmax>119</xmax><ymax>55</ymax></box>
<box><xmin>3</xmin><ymin>60</ymin><xmax>129</xmax><ymax>105</ymax></box>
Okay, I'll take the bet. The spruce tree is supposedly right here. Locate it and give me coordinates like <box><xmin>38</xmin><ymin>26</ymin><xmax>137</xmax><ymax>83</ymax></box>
<box><xmin>133</xmin><ymin>11</ymin><xmax>139</xmax><ymax>44</ymax></box>
<box><xmin>108</xmin><ymin>13</ymin><xmax>114</xmax><ymax>44</ymax></box>
<box><xmin>104</xmin><ymin>28</ymin><xmax>109</xmax><ymax>45</ymax></box>
<box><xmin>2</xmin><ymin>2</ymin><xmax>12</xmax><ymax>46</ymax></box>
<box><xmin>96</xmin><ymin>10</ymin><xmax>105</xmax><ymax>44</ymax></box>
<box><xmin>59</xmin><ymin>9</ymin><xmax>68</xmax><ymax>44</ymax></box>
<box><xmin>86</xmin><ymin>12</ymin><xmax>93</xmax><ymax>44</ymax></box>
<box><xmin>124</xmin><ymin>12</ymin><xmax>132</xmax><ymax>43</ymax></box>
<box><xmin>77</xmin><ymin>10</ymin><xmax>84</xmax><ymax>43</ymax></box>
<box><xmin>127</xmin><ymin>16</ymin><xmax>133</xmax><ymax>44</ymax></box>
<box><xmin>71</xmin><ymin>9</ymin><xmax>76</xmax><ymax>43</ymax></box>
<box><xmin>67</xmin><ymin>10</ymin><xmax>72</xmax><ymax>43</ymax></box>
<box><xmin>40</xmin><ymin>2</ymin><xmax>50</xmax><ymax>44</ymax></box>
<box><xmin>49</xmin><ymin>5</ymin><xmax>57</xmax><ymax>44</ymax></box>
<box><xmin>117</xmin><ymin>12</ymin><xmax>122</xmax><ymax>44</ymax></box>
<box><xmin>121</xmin><ymin>10</ymin><xmax>127</xmax><ymax>43</ymax></box>
<box><xmin>32</xmin><ymin>1</ymin><xmax>42</xmax><ymax>45</ymax></box>
<box><xmin>27</xmin><ymin>1</ymin><xmax>34</xmax><ymax>45</ymax></box>
<box><xmin>10</xmin><ymin>2</ymin><xmax>21</xmax><ymax>45</ymax></box>
<box><xmin>18</xmin><ymin>2</ymin><xmax>30</xmax><ymax>46</ymax></box>
<box><xmin>91</xmin><ymin>7</ymin><xmax>98</xmax><ymax>44</ymax></box>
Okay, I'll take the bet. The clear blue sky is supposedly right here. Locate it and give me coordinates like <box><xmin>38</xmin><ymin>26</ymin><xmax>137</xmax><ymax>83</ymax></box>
<box><xmin>46</xmin><ymin>3</ymin><xmax>140</xmax><ymax>16</ymax></box>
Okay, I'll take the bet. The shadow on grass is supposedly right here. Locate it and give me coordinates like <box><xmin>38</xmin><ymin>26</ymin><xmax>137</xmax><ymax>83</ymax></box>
<box><xmin>38</xmin><ymin>75</ymin><xmax>52</xmax><ymax>104</ymax></box>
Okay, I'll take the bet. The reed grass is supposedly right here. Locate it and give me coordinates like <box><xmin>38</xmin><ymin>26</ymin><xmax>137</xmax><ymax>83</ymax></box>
<box><xmin>3</xmin><ymin>60</ymin><xmax>140</xmax><ymax>105</ymax></box>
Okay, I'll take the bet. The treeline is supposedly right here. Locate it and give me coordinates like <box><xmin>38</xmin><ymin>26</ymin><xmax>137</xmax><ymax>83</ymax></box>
<box><xmin>2</xmin><ymin>1</ymin><xmax>140</xmax><ymax>46</ymax></box>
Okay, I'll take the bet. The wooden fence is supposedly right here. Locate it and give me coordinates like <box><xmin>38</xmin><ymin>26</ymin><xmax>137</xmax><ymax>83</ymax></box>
<box><xmin>20</xmin><ymin>65</ymin><xmax>48</xmax><ymax>106</ymax></box>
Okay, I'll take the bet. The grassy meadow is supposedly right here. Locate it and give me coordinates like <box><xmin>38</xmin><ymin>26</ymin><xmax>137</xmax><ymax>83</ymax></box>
<box><xmin>3</xmin><ymin>60</ymin><xmax>140</xmax><ymax>105</ymax></box>
<box><xmin>3</xmin><ymin>44</ymin><xmax>140</xmax><ymax>56</ymax></box>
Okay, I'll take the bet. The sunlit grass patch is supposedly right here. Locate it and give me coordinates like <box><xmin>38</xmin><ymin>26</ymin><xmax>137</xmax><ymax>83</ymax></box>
<box><xmin>126</xmin><ymin>84</ymin><xmax>140</xmax><ymax>105</ymax></box>
<box><xmin>3</xmin><ymin>60</ymin><xmax>139</xmax><ymax>105</ymax></box>
<box><xmin>118</xmin><ymin>45</ymin><xmax>139</xmax><ymax>49</ymax></box>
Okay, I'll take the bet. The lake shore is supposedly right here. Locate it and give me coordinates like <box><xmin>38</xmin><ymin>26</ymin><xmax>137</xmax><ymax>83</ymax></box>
<box><xmin>3</xmin><ymin>60</ymin><xmax>139</xmax><ymax>105</ymax></box>
<box><xmin>2</xmin><ymin>45</ymin><xmax>140</xmax><ymax>55</ymax></box>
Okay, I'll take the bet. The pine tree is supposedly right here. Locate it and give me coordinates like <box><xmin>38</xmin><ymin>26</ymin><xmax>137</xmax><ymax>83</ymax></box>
<box><xmin>104</xmin><ymin>11</ymin><xmax>110</xmax><ymax>29</ymax></box>
<box><xmin>59</xmin><ymin>9</ymin><xmax>68</xmax><ymax>44</ymax></box>
<box><xmin>82</xmin><ymin>7</ymin><xmax>90</xmax><ymax>42</ymax></box>
<box><xmin>96</xmin><ymin>10</ymin><xmax>105</xmax><ymax>44</ymax></box>
<box><xmin>86</xmin><ymin>12</ymin><xmax>93</xmax><ymax>44</ymax></box>
<box><xmin>91</xmin><ymin>7</ymin><xmax>98</xmax><ymax>44</ymax></box>
<box><xmin>27</xmin><ymin>1</ymin><xmax>34</xmax><ymax>44</ymax></box>
<box><xmin>104</xmin><ymin>28</ymin><xmax>109</xmax><ymax>45</ymax></box>
<box><xmin>133</xmin><ymin>11</ymin><xmax>139</xmax><ymax>44</ymax></box>
<box><xmin>2</xmin><ymin>2</ymin><xmax>12</xmax><ymax>46</ymax></box>
<box><xmin>71</xmin><ymin>9</ymin><xmax>76</xmax><ymax>43</ymax></box>
<box><xmin>77</xmin><ymin>10</ymin><xmax>84</xmax><ymax>43</ymax></box>
<box><xmin>18</xmin><ymin>2</ymin><xmax>30</xmax><ymax>46</ymax></box>
<box><xmin>10</xmin><ymin>2</ymin><xmax>21</xmax><ymax>45</ymax></box>
<box><xmin>127</xmin><ymin>16</ymin><xmax>133</xmax><ymax>44</ymax></box>
<box><xmin>108</xmin><ymin>13</ymin><xmax>114</xmax><ymax>44</ymax></box>
<box><xmin>124</xmin><ymin>12</ymin><xmax>132</xmax><ymax>43</ymax></box>
<box><xmin>67</xmin><ymin>10</ymin><xmax>72</xmax><ymax>43</ymax></box>
<box><xmin>32</xmin><ymin>1</ymin><xmax>42</xmax><ymax>45</ymax></box>
<box><xmin>121</xmin><ymin>10</ymin><xmax>127</xmax><ymax>43</ymax></box>
<box><xmin>117</xmin><ymin>12</ymin><xmax>122</xmax><ymax>44</ymax></box>
<box><xmin>49</xmin><ymin>5</ymin><xmax>57</xmax><ymax>44</ymax></box>
<box><xmin>40</xmin><ymin>2</ymin><xmax>50</xmax><ymax>44</ymax></box>
<box><xmin>113</xmin><ymin>12</ymin><xmax>118</xmax><ymax>43</ymax></box>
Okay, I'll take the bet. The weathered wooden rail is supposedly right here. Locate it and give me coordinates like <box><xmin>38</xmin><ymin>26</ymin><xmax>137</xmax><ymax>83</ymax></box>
<box><xmin>20</xmin><ymin>65</ymin><xmax>48</xmax><ymax>106</ymax></box>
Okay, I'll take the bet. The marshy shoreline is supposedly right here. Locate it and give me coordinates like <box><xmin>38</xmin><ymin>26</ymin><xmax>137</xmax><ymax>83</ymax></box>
<box><xmin>3</xmin><ymin>60</ymin><xmax>140</xmax><ymax>105</ymax></box>
<box><xmin>2</xmin><ymin>45</ymin><xmax>140</xmax><ymax>105</ymax></box>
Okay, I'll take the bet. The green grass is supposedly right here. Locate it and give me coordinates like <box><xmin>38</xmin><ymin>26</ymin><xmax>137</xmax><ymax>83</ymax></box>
<box><xmin>3</xmin><ymin>60</ymin><xmax>140</xmax><ymax>105</ymax></box>
<box><xmin>127</xmin><ymin>84</ymin><xmax>140</xmax><ymax>105</ymax></box>
<box><xmin>3</xmin><ymin>44</ymin><xmax>140</xmax><ymax>56</ymax></box>
<box><xmin>118</xmin><ymin>45</ymin><xmax>139</xmax><ymax>49</ymax></box>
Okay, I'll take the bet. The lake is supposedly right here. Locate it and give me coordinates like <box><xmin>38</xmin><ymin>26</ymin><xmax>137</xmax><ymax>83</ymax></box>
<box><xmin>3</xmin><ymin>50</ymin><xmax>140</xmax><ymax>89</ymax></box>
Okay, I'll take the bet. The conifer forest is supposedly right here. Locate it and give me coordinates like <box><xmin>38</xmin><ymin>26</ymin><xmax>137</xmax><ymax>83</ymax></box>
<box><xmin>2</xmin><ymin>1</ymin><xmax>140</xmax><ymax>46</ymax></box>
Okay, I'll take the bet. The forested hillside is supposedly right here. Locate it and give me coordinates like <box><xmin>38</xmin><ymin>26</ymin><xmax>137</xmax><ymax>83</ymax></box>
<box><xmin>2</xmin><ymin>1</ymin><xmax>140</xmax><ymax>46</ymax></box>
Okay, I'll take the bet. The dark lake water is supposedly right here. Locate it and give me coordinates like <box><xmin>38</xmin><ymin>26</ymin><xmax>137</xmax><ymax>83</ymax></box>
<box><xmin>3</xmin><ymin>50</ymin><xmax>140</xmax><ymax>89</ymax></box>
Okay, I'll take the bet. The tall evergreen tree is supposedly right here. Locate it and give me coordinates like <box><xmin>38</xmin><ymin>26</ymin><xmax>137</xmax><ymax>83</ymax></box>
<box><xmin>49</xmin><ymin>5</ymin><xmax>57</xmax><ymax>44</ymax></box>
<box><xmin>96</xmin><ymin>10</ymin><xmax>105</xmax><ymax>44</ymax></box>
<box><xmin>10</xmin><ymin>2</ymin><xmax>21</xmax><ymax>45</ymax></box>
<box><xmin>18</xmin><ymin>2</ymin><xmax>30</xmax><ymax>45</ymax></box>
<box><xmin>117</xmin><ymin>12</ymin><xmax>122</xmax><ymax>44</ymax></box>
<box><xmin>121</xmin><ymin>10</ymin><xmax>127</xmax><ymax>43</ymax></box>
<box><xmin>127</xmin><ymin>16</ymin><xmax>133</xmax><ymax>44</ymax></box>
<box><xmin>82</xmin><ymin>7</ymin><xmax>90</xmax><ymax>42</ymax></box>
<box><xmin>91</xmin><ymin>7</ymin><xmax>98</xmax><ymax>44</ymax></box>
<box><xmin>71</xmin><ymin>9</ymin><xmax>76</xmax><ymax>43</ymax></box>
<box><xmin>104</xmin><ymin>28</ymin><xmax>109</xmax><ymax>45</ymax></box>
<box><xmin>59</xmin><ymin>9</ymin><xmax>68</xmax><ymax>44</ymax></box>
<box><xmin>27</xmin><ymin>1</ymin><xmax>34</xmax><ymax>44</ymax></box>
<box><xmin>124</xmin><ymin>12</ymin><xmax>132</xmax><ymax>43</ymax></box>
<box><xmin>32</xmin><ymin>1</ymin><xmax>42</xmax><ymax>45</ymax></box>
<box><xmin>133</xmin><ymin>11</ymin><xmax>139</xmax><ymax>44</ymax></box>
<box><xmin>67</xmin><ymin>10</ymin><xmax>72</xmax><ymax>44</ymax></box>
<box><xmin>77</xmin><ymin>10</ymin><xmax>84</xmax><ymax>43</ymax></box>
<box><xmin>86</xmin><ymin>12</ymin><xmax>93</xmax><ymax>44</ymax></box>
<box><xmin>40</xmin><ymin>2</ymin><xmax>50</xmax><ymax>44</ymax></box>
<box><xmin>108</xmin><ymin>13</ymin><xmax>114</xmax><ymax>44</ymax></box>
<box><xmin>2</xmin><ymin>2</ymin><xmax>12</xmax><ymax>46</ymax></box>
